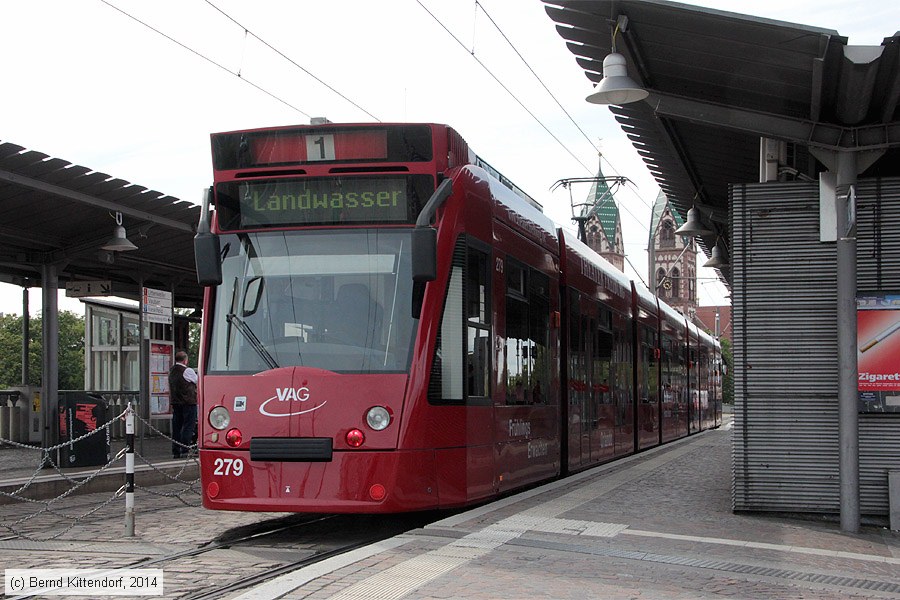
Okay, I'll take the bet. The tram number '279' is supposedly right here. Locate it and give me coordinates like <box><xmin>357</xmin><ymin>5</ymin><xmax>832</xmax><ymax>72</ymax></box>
<box><xmin>213</xmin><ymin>457</ymin><xmax>244</xmax><ymax>476</ymax></box>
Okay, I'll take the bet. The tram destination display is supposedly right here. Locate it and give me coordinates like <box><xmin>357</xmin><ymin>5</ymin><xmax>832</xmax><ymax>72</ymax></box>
<box><xmin>233</xmin><ymin>177</ymin><xmax>416</xmax><ymax>227</ymax></box>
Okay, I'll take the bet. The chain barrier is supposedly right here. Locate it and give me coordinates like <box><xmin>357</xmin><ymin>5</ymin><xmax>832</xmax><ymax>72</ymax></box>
<box><xmin>134</xmin><ymin>412</ymin><xmax>199</xmax><ymax>457</ymax></box>
<box><xmin>0</xmin><ymin>403</ymin><xmax>202</xmax><ymax>540</ymax></box>
<box><xmin>132</xmin><ymin>411</ymin><xmax>202</xmax><ymax>507</ymax></box>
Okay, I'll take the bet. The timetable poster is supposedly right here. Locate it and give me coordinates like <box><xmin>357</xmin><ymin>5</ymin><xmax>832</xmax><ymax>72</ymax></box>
<box><xmin>857</xmin><ymin>295</ymin><xmax>900</xmax><ymax>413</ymax></box>
<box><xmin>149</xmin><ymin>341</ymin><xmax>174</xmax><ymax>417</ymax></box>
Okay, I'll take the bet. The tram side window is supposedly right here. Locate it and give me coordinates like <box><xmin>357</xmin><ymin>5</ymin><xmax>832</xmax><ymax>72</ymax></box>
<box><xmin>529</xmin><ymin>271</ymin><xmax>550</xmax><ymax>404</ymax></box>
<box><xmin>688</xmin><ymin>347</ymin><xmax>698</xmax><ymax>413</ymax></box>
<box><xmin>567</xmin><ymin>291</ymin><xmax>584</xmax><ymax>409</ymax></box>
<box><xmin>613</xmin><ymin>322</ymin><xmax>633</xmax><ymax>427</ymax></box>
<box><xmin>698</xmin><ymin>347</ymin><xmax>710</xmax><ymax>410</ymax></box>
<box><xmin>594</xmin><ymin>313</ymin><xmax>614</xmax><ymax>410</ymax></box>
<box><xmin>429</xmin><ymin>238</ymin><xmax>491</xmax><ymax>404</ymax></box>
<box><xmin>660</xmin><ymin>335</ymin><xmax>674</xmax><ymax>405</ymax></box>
<box><xmin>638</xmin><ymin>326</ymin><xmax>659</xmax><ymax>404</ymax></box>
<box><xmin>466</xmin><ymin>247</ymin><xmax>490</xmax><ymax>399</ymax></box>
<box><xmin>505</xmin><ymin>261</ymin><xmax>550</xmax><ymax>405</ymax></box>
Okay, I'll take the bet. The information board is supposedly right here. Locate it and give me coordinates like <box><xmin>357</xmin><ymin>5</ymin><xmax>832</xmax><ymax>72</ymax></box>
<box><xmin>149</xmin><ymin>341</ymin><xmax>173</xmax><ymax>417</ymax></box>
<box><xmin>142</xmin><ymin>287</ymin><xmax>172</xmax><ymax>325</ymax></box>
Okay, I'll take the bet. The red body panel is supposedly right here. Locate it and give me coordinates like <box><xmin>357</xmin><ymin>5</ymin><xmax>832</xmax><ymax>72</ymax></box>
<box><xmin>201</xmin><ymin>447</ymin><xmax>437</xmax><ymax>512</ymax></box>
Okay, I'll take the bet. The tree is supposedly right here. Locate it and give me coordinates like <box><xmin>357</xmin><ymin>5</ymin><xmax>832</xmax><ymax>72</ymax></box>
<box><xmin>175</xmin><ymin>308</ymin><xmax>201</xmax><ymax>367</ymax></box>
<box><xmin>188</xmin><ymin>321</ymin><xmax>200</xmax><ymax>368</ymax></box>
<box><xmin>0</xmin><ymin>311</ymin><xmax>85</xmax><ymax>390</ymax></box>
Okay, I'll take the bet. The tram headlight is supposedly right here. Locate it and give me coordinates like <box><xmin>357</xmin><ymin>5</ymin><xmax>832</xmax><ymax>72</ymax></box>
<box><xmin>365</xmin><ymin>406</ymin><xmax>391</xmax><ymax>431</ymax></box>
<box><xmin>209</xmin><ymin>406</ymin><xmax>230</xmax><ymax>431</ymax></box>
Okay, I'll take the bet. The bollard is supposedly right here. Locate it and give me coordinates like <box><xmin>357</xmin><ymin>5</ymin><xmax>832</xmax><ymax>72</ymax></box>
<box><xmin>0</xmin><ymin>403</ymin><xmax>9</xmax><ymax>446</ymax></box>
<box><xmin>9</xmin><ymin>402</ymin><xmax>21</xmax><ymax>443</ymax></box>
<box><xmin>125</xmin><ymin>402</ymin><xmax>135</xmax><ymax>536</ymax></box>
<box><xmin>112</xmin><ymin>399</ymin><xmax>123</xmax><ymax>439</ymax></box>
<box><xmin>18</xmin><ymin>396</ymin><xmax>29</xmax><ymax>444</ymax></box>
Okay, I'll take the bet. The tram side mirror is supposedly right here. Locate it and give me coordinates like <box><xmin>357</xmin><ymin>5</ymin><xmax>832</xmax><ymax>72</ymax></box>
<box><xmin>194</xmin><ymin>231</ymin><xmax>222</xmax><ymax>286</ymax></box>
<box><xmin>411</xmin><ymin>227</ymin><xmax>436</xmax><ymax>319</ymax></box>
<box><xmin>411</xmin><ymin>227</ymin><xmax>437</xmax><ymax>283</ymax></box>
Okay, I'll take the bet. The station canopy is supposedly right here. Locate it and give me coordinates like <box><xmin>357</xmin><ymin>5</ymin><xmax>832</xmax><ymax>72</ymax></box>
<box><xmin>0</xmin><ymin>141</ymin><xmax>203</xmax><ymax>308</ymax></box>
<box><xmin>544</xmin><ymin>0</ymin><xmax>900</xmax><ymax>285</ymax></box>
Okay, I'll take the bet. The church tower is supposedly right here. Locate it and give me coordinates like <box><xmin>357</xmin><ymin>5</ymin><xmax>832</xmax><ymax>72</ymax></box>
<box><xmin>648</xmin><ymin>190</ymin><xmax>698</xmax><ymax>317</ymax></box>
<box><xmin>581</xmin><ymin>159</ymin><xmax>625</xmax><ymax>271</ymax></box>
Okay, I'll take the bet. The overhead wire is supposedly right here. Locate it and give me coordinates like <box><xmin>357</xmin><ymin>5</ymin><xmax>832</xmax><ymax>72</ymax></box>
<box><xmin>98</xmin><ymin>0</ymin><xmax>312</xmax><ymax>119</ymax></box>
<box><xmin>417</xmin><ymin>0</ymin><xmax>656</xmax><ymax>269</ymax></box>
<box><xmin>466</xmin><ymin>0</ymin><xmax>672</xmax><ymax>284</ymax></box>
<box><xmin>475</xmin><ymin>1</ymin><xmax>601</xmax><ymax>158</ymax></box>
<box><xmin>200</xmin><ymin>0</ymin><xmax>381</xmax><ymax>122</ymax></box>
<box><xmin>474</xmin><ymin>1</ymin><xmax>653</xmax><ymax>214</ymax></box>
<box><xmin>99</xmin><ymin>0</ymin><xmax>380</xmax><ymax>123</ymax></box>
<box><xmin>422</xmin><ymin>0</ymin><xmax>654</xmax><ymax>240</ymax></box>
<box><xmin>416</xmin><ymin>0</ymin><xmax>595</xmax><ymax>175</ymax></box>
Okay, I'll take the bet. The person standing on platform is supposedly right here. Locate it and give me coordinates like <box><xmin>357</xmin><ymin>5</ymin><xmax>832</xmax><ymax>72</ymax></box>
<box><xmin>168</xmin><ymin>350</ymin><xmax>198</xmax><ymax>459</ymax></box>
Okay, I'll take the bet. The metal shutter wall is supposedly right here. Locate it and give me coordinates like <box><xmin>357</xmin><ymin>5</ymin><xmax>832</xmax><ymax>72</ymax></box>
<box><xmin>732</xmin><ymin>178</ymin><xmax>900</xmax><ymax>517</ymax></box>
<box><xmin>732</xmin><ymin>182</ymin><xmax>839</xmax><ymax>513</ymax></box>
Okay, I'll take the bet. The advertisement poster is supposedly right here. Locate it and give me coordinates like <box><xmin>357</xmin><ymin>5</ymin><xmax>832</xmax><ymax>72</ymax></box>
<box><xmin>857</xmin><ymin>295</ymin><xmax>900</xmax><ymax>413</ymax></box>
<box><xmin>149</xmin><ymin>341</ymin><xmax>174</xmax><ymax>417</ymax></box>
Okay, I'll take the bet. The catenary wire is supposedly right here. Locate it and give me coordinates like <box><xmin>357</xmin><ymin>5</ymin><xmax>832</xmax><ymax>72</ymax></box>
<box><xmin>201</xmin><ymin>0</ymin><xmax>381</xmax><ymax>122</ymax></box>
<box><xmin>419</xmin><ymin>1</ymin><xmax>656</xmax><ymax>278</ymax></box>
<box><xmin>418</xmin><ymin>0</ymin><xmax>654</xmax><ymax>238</ymax></box>
<box><xmin>98</xmin><ymin>0</ymin><xmax>312</xmax><ymax>119</ymax></box>
<box><xmin>474</xmin><ymin>1</ymin><xmax>653</xmax><ymax>214</ymax></box>
<box><xmin>416</xmin><ymin>0</ymin><xmax>596</xmax><ymax>175</ymax></box>
<box><xmin>475</xmin><ymin>1</ymin><xmax>600</xmax><ymax>157</ymax></box>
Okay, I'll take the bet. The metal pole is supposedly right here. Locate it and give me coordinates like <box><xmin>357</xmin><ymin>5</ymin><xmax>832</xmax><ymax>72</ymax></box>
<box><xmin>125</xmin><ymin>402</ymin><xmax>135</xmax><ymax>536</ymax></box>
<box><xmin>22</xmin><ymin>287</ymin><xmax>30</xmax><ymax>386</ymax></box>
<box><xmin>836</xmin><ymin>151</ymin><xmax>859</xmax><ymax>533</ymax></box>
<box><xmin>40</xmin><ymin>264</ymin><xmax>59</xmax><ymax>451</ymax></box>
<box><xmin>138</xmin><ymin>275</ymin><xmax>147</xmax><ymax>456</ymax></box>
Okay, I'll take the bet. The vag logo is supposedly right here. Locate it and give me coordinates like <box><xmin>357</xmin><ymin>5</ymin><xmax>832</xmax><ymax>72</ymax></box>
<box><xmin>259</xmin><ymin>386</ymin><xmax>326</xmax><ymax>417</ymax></box>
<box><xmin>276</xmin><ymin>387</ymin><xmax>310</xmax><ymax>402</ymax></box>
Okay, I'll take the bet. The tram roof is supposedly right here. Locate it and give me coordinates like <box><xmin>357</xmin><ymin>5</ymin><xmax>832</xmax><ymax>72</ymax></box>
<box><xmin>544</xmin><ymin>0</ymin><xmax>900</xmax><ymax>288</ymax></box>
<box><xmin>0</xmin><ymin>141</ymin><xmax>203</xmax><ymax>309</ymax></box>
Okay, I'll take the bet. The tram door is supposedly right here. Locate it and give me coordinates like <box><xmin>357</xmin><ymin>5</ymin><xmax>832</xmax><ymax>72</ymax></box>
<box><xmin>566</xmin><ymin>291</ymin><xmax>586</xmax><ymax>470</ymax></box>
<box><xmin>591</xmin><ymin>306</ymin><xmax>615</xmax><ymax>463</ymax></box>
<box><xmin>636</xmin><ymin>324</ymin><xmax>661</xmax><ymax>450</ymax></box>
<box><xmin>688</xmin><ymin>343</ymin><xmax>699</xmax><ymax>434</ymax></box>
<box><xmin>613</xmin><ymin>310</ymin><xmax>635</xmax><ymax>456</ymax></box>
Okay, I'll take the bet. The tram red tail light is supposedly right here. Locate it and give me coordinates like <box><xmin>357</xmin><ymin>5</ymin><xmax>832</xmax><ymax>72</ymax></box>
<box><xmin>346</xmin><ymin>428</ymin><xmax>365</xmax><ymax>447</ymax></box>
<box><xmin>369</xmin><ymin>484</ymin><xmax>386</xmax><ymax>501</ymax></box>
<box><xmin>225</xmin><ymin>428</ymin><xmax>243</xmax><ymax>447</ymax></box>
<box><xmin>207</xmin><ymin>481</ymin><xmax>220</xmax><ymax>499</ymax></box>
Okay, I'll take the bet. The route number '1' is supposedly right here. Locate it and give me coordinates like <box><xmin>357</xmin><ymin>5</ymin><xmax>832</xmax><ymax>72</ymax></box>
<box><xmin>213</xmin><ymin>457</ymin><xmax>244</xmax><ymax>476</ymax></box>
<box><xmin>306</xmin><ymin>134</ymin><xmax>335</xmax><ymax>161</ymax></box>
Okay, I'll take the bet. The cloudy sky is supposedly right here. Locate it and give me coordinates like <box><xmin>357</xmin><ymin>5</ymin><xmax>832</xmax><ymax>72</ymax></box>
<box><xmin>0</xmin><ymin>0</ymin><xmax>895</xmax><ymax>315</ymax></box>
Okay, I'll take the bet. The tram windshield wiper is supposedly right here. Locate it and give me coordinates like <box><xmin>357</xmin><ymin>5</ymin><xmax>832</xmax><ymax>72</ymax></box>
<box><xmin>226</xmin><ymin>313</ymin><xmax>280</xmax><ymax>370</ymax></box>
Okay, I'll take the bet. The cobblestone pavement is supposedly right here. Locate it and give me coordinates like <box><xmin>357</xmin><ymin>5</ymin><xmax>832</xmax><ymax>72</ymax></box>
<box><xmin>3</xmin><ymin>420</ymin><xmax>899</xmax><ymax>599</ymax></box>
<box><xmin>1</xmin><ymin>480</ymin><xmax>291</xmax><ymax>599</ymax></box>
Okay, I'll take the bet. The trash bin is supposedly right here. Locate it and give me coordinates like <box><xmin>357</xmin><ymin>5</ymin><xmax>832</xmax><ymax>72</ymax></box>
<box><xmin>57</xmin><ymin>392</ymin><xmax>111</xmax><ymax>467</ymax></box>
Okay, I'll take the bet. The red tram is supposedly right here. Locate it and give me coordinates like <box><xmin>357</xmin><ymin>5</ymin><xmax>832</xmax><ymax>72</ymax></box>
<box><xmin>192</xmin><ymin>122</ymin><xmax>722</xmax><ymax>513</ymax></box>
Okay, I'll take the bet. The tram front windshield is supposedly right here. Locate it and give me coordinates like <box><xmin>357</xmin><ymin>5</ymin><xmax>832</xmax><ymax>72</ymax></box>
<box><xmin>207</xmin><ymin>229</ymin><xmax>416</xmax><ymax>374</ymax></box>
